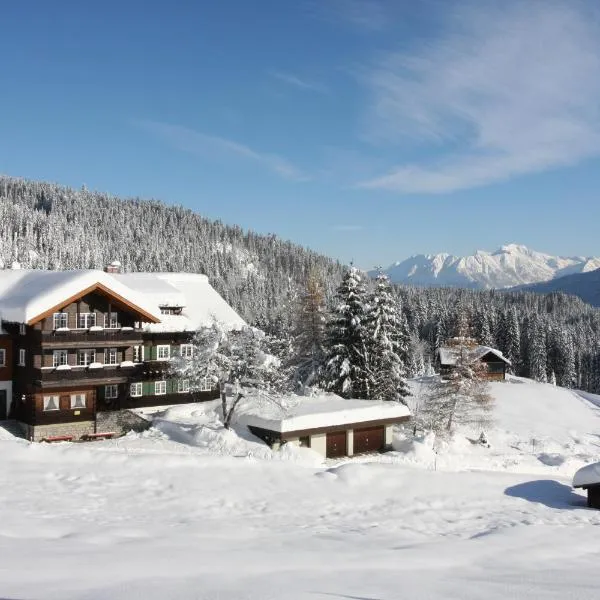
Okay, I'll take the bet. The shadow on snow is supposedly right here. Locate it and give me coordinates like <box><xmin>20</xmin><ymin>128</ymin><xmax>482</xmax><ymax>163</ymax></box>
<box><xmin>504</xmin><ymin>479</ymin><xmax>586</xmax><ymax>509</ymax></box>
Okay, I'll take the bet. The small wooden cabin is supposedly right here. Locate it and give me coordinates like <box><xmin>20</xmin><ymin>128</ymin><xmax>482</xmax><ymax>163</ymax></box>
<box><xmin>437</xmin><ymin>338</ymin><xmax>511</xmax><ymax>381</ymax></box>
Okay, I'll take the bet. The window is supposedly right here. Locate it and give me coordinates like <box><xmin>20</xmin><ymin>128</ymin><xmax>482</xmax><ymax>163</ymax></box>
<box><xmin>180</xmin><ymin>344</ymin><xmax>193</xmax><ymax>359</ymax></box>
<box><xmin>77</xmin><ymin>349</ymin><xmax>96</xmax><ymax>366</ymax></box>
<box><xmin>70</xmin><ymin>394</ymin><xmax>86</xmax><ymax>409</ymax></box>
<box><xmin>198</xmin><ymin>377</ymin><xmax>213</xmax><ymax>392</ymax></box>
<box><xmin>0</xmin><ymin>349</ymin><xmax>5</xmax><ymax>367</ymax></box>
<box><xmin>77</xmin><ymin>313</ymin><xmax>96</xmax><ymax>329</ymax></box>
<box><xmin>133</xmin><ymin>345</ymin><xmax>144</xmax><ymax>363</ymax></box>
<box><xmin>177</xmin><ymin>379</ymin><xmax>190</xmax><ymax>393</ymax></box>
<box><xmin>130</xmin><ymin>382</ymin><xmax>143</xmax><ymax>397</ymax></box>
<box><xmin>298</xmin><ymin>436</ymin><xmax>311</xmax><ymax>448</ymax></box>
<box><xmin>19</xmin><ymin>323</ymin><xmax>26</xmax><ymax>335</ymax></box>
<box><xmin>104</xmin><ymin>384</ymin><xmax>118</xmax><ymax>399</ymax></box>
<box><xmin>53</xmin><ymin>350</ymin><xmax>69</xmax><ymax>367</ymax></box>
<box><xmin>43</xmin><ymin>395</ymin><xmax>59</xmax><ymax>411</ymax></box>
<box><xmin>53</xmin><ymin>312</ymin><xmax>68</xmax><ymax>329</ymax></box>
<box><xmin>154</xmin><ymin>380</ymin><xmax>166</xmax><ymax>395</ymax></box>
<box><xmin>106</xmin><ymin>313</ymin><xmax>119</xmax><ymax>329</ymax></box>
<box><xmin>18</xmin><ymin>349</ymin><xmax>26</xmax><ymax>366</ymax></box>
<box><xmin>157</xmin><ymin>345</ymin><xmax>170</xmax><ymax>360</ymax></box>
<box><xmin>105</xmin><ymin>348</ymin><xmax>118</xmax><ymax>365</ymax></box>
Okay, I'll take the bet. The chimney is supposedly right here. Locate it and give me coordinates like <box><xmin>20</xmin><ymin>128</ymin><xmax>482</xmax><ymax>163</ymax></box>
<box><xmin>104</xmin><ymin>260</ymin><xmax>122</xmax><ymax>274</ymax></box>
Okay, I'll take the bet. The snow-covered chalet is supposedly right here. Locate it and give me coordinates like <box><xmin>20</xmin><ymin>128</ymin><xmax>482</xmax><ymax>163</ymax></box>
<box><xmin>0</xmin><ymin>263</ymin><xmax>245</xmax><ymax>441</ymax></box>
<box><xmin>436</xmin><ymin>338</ymin><xmax>511</xmax><ymax>381</ymax></box>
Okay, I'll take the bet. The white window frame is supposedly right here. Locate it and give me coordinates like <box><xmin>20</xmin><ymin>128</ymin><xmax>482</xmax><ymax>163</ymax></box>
<box><xmin>18</xmin><ymin>349</ymin><xmax>26</xmax><ymax>366</ymax></box>
<box><xmin>20</xmin><ymin>323</ymin><xmax>26</xmax><ymax>335</ymax></box>
<box><xmin>180</xmin><ymin>344</ymin><xmax>193</xmax><ymax>359</ymax></box>
<box><xmin>130</xmin><ymin>382</ymin><xmax>143</xmax><ymax>397</ymax></box>
<box><xmin>70</xmin><ymin>394</ymin><xmax>86</xmax><ymax>409</ymax></box>
<box><xmin>198</xmin><ymin>377</ymin><xmax>212</xmax><ymax>392</ymax></box>
<box><xmin>105</xmin><ymin>348</ymin><xmax>118</xmax><ymax>365</ymax></box>
<box><xmin>104</xmin><ymin>384</ymin><xmax>118</xmax><ymax>399</ymax></box>
<box><xmin>77</xmin><ymin>312</ymin><xmax>96</xmax><ymax>329</ymax></box>
<box><xmin>0</xmin><ymin>348</ymin><xmax>5</xmax><ymax>367</ymax></box>
<box><xmin>177</xmin><ymin>379</ymin><xmax>190</xmax><ymax>393</ymax></box>
<box><xmin>154</xmin><ymin>380</ymin><xmax>166</xmax><ymax>396</ymax></box>
<box><xmin>43</xmin><ymin>395</ymin><xmax>60</xmax><ymax>411</ymax></box>
<box><xmin>52</xmin><ymin>349</ymin><xmax>69</xmax><ymax>368</ymax></box>
<box><xmin>106</xmin><ymin>313</ymin><xmax>119</xmax><ymax>329</ymax></box>
<box><xmin>77</xmin><ymin>349</ymin><xmax>96</xmax><ymax>366</ymax></box>
<box><xmin>157</xmin><ymin>345</ymin><xmax>170</xmax><ymax>360</ymax></box>
<box><xmin>133</xmin><ymin>345</ymin><xmax>144</xmax><ymax>363</ymax></box>
<box><xmin>53</xmin><ymin>312</ymin><xmax>68</xmax><ymax>329</ymax></box>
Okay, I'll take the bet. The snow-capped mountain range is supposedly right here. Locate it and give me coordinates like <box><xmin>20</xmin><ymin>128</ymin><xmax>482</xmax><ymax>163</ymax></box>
<box><xmin>375</xmin><ymin>244</ymin><xmax>600</xmax><ymax>290</ymax></box>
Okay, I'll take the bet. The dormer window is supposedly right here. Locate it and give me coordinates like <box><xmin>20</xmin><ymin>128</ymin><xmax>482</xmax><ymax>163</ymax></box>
<box><xmin>53</xmin><ymin>312</ymin><xmax>68</xmax><ymax>329</ymax></box>
<box><xmin>159</xmin><ymin>306</ymin><xmax>183</xmax><ymax>316</ymax></box>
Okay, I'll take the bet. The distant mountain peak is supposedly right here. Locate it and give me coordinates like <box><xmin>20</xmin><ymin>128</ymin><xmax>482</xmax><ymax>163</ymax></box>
<box><xmin>373</xmin><ymin>245</ymin><xmax>600</xmax><ymax>290</ymax></box>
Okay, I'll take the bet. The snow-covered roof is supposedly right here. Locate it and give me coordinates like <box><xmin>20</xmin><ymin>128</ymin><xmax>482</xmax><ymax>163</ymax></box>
<box><xmin>437</xmin><ymin>345</ymin><xmax>511</xmax><ymax>366</ymax></box>
<box><xmin>573</xmin><ymin>462</ymin><xmax>600</xmax><ymax>488</ymax></box>
<box><xmin>240</xmin><ymin>394</ymin><xmax>411</xmax><ymax>434</ymax></box>
<box><xmin>0</xmin><ymin>269</ymin><xmax>246</xmax><ymax>331</ymax></box>
<box><xmin>0</xmin><ymin>269</ymin><xmax>161</xmax><ymax>325</ymax></box>
<box><xmin>113</xmin><ymin>272</ymin><xmax>246</xmax><ymax>332</ymax></box>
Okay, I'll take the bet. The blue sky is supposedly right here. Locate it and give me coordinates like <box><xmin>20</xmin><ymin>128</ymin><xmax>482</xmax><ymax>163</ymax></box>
<box><xmin>2</xmin><ymin>0</ymin><xmax>600</xmax><ymax>268</ymax></box>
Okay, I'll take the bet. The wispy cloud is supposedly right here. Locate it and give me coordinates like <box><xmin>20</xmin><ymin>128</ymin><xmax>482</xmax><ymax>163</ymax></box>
<box><xmin>270</xmin><ymin>71</ymin><xmax>328</xmax><ymax>94</ymax></box>
<box><xmin>313</xmin><ymin>0</ymin><xmax>388</xmax><ymax>32</ymax></box>
<box><xmin>358</xmin><ymin>1</ymin><xmax>600</xmax><ymax>193</ymax></box>
<box><xmin>135</xmin><ymin>120</ymin><xmax>308</xmax><ymax>182</ymax></box>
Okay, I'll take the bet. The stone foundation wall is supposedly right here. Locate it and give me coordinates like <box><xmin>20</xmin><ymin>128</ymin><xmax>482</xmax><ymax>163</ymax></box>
<box><xmin>28</xmin><ymin>421</ymin><xmax>95</xmax><ymax>442</ymax></box>
<box><xmin>95</xmin><ymin>410</ymin><xmax>151</xmax><ymax>435</ymax></box>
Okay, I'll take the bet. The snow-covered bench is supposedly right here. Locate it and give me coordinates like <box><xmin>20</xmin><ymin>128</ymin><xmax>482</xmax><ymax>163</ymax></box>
<box><xmin>573</xmin><ymin>462</ymin><xmax>600</xmax><ymax>508</ymax></box>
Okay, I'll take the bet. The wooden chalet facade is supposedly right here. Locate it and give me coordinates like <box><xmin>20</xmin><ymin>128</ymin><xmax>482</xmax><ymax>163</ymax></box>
<box><xmin>0</xmin><ymin>266</ymin><xmax>246</xmax><ymax>441</ymax></box>
<box><xmin>436</xmin><ymin>338</ymin><xmax>511</xmax><ymax>381</ymax></box>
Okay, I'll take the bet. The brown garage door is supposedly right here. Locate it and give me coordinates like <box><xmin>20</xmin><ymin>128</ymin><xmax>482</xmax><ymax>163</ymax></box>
<box><xmin>326</xmin><ymin>430</ymin><xmax>347</xmax><ymax>458</ymax></box>
<box><xmin>353</xmin><ymin>426</ymin><xmax>385</xmax><ymax>454</ymax></box>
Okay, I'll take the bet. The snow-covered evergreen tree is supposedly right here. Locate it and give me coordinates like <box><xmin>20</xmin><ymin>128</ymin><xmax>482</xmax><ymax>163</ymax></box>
<box><xmin>323</xmin><ymin>267</ymin><xmax>372</xmax><ymax>398</ymax></box>
<box><xmin>367</xmin><ymin>272</ymin><xmax>411</xmax><ymax>402</ymax></box>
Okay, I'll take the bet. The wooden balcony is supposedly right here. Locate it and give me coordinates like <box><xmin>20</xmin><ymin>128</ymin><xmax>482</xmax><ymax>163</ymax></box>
<box><xmin>36</xmin><ymin>328</ymin><xmax>144</xmax><ymax>348</ymax></box>
<box><xmin>35</xmin><ymin>364</ymin><xmax>144</xmax><ymax>388</ymax></box>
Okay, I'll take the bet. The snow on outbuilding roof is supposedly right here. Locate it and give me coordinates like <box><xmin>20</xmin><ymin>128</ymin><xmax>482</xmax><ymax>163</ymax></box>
<box><xmin>0</xmin><ymin>269</ymin><xmax>161</xmax><ymax>325</ymax></box>
<box><xmin>239</xmin><ymin>394</ymin><xmax>411</xmax><ymax>434</ymax></box>
<box><xmin>113</xmin><ymin>272</ymin><xmax>246</xmax><ymax>332</ymax></box>
<box><xmin>573</xmin><ymin>462</ymin><xmax>600</xmax><ymax>488</ymax></box>
<box><xmin>437</xmin><ymin>345</ymin><xmax>511</xmax><ymax>366</ymax></box>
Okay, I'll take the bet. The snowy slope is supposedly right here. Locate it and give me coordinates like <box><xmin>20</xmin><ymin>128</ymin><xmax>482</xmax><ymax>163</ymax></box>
<box><xmin>375</xmin><ymin>244</ymin><xmax>600</xmax><ymax>289</ymax></box>
<box><xmin>1</xmin><ymin>378</ymin><xmax>600</xmax><ymax>599</ymax></box>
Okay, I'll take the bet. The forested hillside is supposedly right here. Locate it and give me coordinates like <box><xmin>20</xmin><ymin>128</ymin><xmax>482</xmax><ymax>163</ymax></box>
<box><xmin>1</xmin><ymin>175</ymin><xmax>599</xmax><ymax>394</ymax></box>
<box><xmin>0</xmin><ymin>176</ymin><xmax>346</xmax><ymax>325</ymax></box>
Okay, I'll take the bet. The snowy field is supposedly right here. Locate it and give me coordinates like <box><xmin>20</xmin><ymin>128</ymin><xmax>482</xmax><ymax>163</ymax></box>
<box><xmin>2</xmin><ymin>378</ymin><xmax>600</xmax><ymax>599</ymax></box>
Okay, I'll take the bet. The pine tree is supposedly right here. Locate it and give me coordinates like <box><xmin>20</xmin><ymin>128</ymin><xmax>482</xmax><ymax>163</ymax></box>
<box><xmin>323</xmin><ymin>267</ymin><xmax>371</xmax><ymax>398</ymax></box>
<box><xmin>367</xmin><ymin>272</ymin><xmax>411</xmax><ymax>402</ymax></box>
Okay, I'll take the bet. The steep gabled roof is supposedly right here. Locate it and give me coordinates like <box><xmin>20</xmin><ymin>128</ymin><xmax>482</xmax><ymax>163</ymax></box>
<box><xmin>0</xmin><ymin>269</ymin><xmax>162</xmax><ymax>325</ymax></box>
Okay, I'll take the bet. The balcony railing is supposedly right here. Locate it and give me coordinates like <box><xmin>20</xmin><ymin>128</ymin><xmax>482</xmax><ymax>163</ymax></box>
<box><xmin>37</xmin><ymin>328</ymin><xmax>144</xmax><ymax>347</ymax></box>
<box><xmin>36</xmin><ymin>363</ymin><xmax>144</xmax><ymax>384</ymax></box>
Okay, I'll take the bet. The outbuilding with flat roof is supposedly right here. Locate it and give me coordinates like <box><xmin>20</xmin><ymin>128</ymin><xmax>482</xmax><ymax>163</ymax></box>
<box><xmin>240</xmin><ymin>395</ymin><xmax>411</xmax><ymax>458</ymax></box>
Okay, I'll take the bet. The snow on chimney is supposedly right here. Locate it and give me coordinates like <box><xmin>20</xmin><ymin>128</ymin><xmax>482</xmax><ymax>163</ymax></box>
<box><xmin>104</xmin><ymin>260</ymin><xmax>122</xmax><ymax>274</ymax></box>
